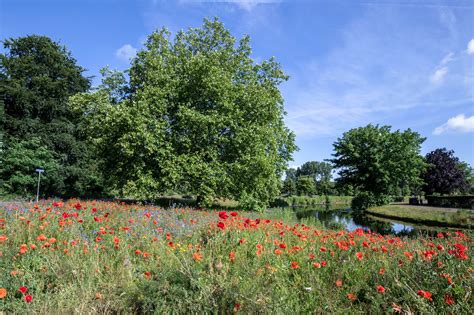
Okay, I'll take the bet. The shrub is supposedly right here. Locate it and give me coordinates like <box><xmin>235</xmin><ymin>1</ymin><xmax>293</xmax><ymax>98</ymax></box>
<box><xmin>352</xmin><ymin>192</ymin><xmax>391</xmax><ymax>211</ymax></box>
<box><xmin>426</xmin><ymin>195</ymin><xmax>473</xmax><ymax>209</ymax></box>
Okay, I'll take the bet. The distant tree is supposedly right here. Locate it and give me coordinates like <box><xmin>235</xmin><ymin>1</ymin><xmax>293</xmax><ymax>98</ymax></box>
<box><xmin>294</xmin><ymin>161</ymin><xmax>332</xmax><ymax>195</ymax></box>
<box><xmin>0</xmin><ymin>35</ymin><xmax>105</xmax><ymax>197</ymax></box>
<box><xmin>458</xmin><ymin>162</ymin><xmax>474</xmax><ymax>194</ymax></box>
<box><xmin>296</xmin><ymin>176</ymin><xmax>316</xmax><ymax>196</ymax></box>
<box><xmin>72</xmin><ymin>19</ymin><xmax>297</xmax><ymax>210</ymax></box>
<box><xmin>281</xmin><ymin>168</ymin><xmax>297</xmax><ymax>196</ymax></box>
<box><xmin>330</xmin><ymin>124</ymin><xmax>426</xmax><ymax>206</ymax></box>
<box><xmin>422</xmin><ymin>148</ymin><xmax>470</xmax><ymax>195</ymax></box>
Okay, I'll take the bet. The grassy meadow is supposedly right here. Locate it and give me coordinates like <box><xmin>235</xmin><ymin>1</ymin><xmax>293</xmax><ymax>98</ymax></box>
<box><xmin>0</xmin><ymin>200</ymin><xmax>472</xmax><ymax>313</ymax></box>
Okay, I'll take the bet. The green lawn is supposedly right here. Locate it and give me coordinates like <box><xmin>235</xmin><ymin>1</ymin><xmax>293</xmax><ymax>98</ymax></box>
<box><xmin>367</xmin><ymin>204</ymin><xmax>473</xmax><ymax>228</ymax></box>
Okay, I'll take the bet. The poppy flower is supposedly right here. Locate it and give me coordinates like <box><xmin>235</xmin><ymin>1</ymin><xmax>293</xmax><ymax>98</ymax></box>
<box><xmin>356</xmin><ymin>252</ymin><xmax>363</xmax><ymax>261</ymax></box>
<box><xmin>218</xmin><ymin>212</ymin><xmax>229</xmax><ymax>220</ymax></box>
<box><xmin>444</xmin><ymin>294</ymin><xmax>454</xmax><ymax>305</ymax></box>
<box><xmin>335</xmin><ymin>279</ymin><xmax>343</xmax><ymax>287</ymax></box>
<box><xmin>291</xmin><ymin>261</ymin><xmax>300</xmax><ymax>269</ymax></box>
<box><xmin>274</xmin><ymin>249</ymin><xmax>282</xmax><ymax>255</ymax></box>
<box><xmin>313</xmin><ymin>262</ymin><xmax>321</xmax><ymax>268</ymax></box>
<box><xmin>144</xmin><ymin>272</ymin><xmax>151</xmax><ymax>279</ymax></box>
<box><xmin>19</xmin><ymin>286</ymin><xmax>28</xmax><ymax>294</ymax></box>
<box><xmin>377</xmin><ymin>285</ymin><xmax>385</xmax><ymax>293</ymax></box>
<box><xmin>193</xmin><ymin>252</ymin><xmax>202</xmax><ymax>261</ymax></box>
<box><xmin>417</xmin><ymin>290</ymin><xmax>432</xmax><ymax>301</ymax></box>
<box><xmin>379</xmin><ymin>268</ymin><xmax>385</xmax><ymax>275</ymax></box>
<box><xmin>230</xmin><ymin>212</ymin><xmax>238</xmax><ymax>217</ymax></box>
<box><xmin>217</xmin><ymin>222</ymin><xmax>225</xmax><ymax>230</ymax></box>
<box><xmin>0</xmin><ymin>288</ymin><xmax>6</xmax><ymax>299</ymax></box>
<box><xmin>24</xmin><ymin>294</ymin><xmax>33</xmax><ymax>303</ymax></box>
<box><xmin>229</xmin><ymin>252</ymin><xmax>235</xmax><ymax>262</ymax></box>
<box><xmin>347</xmin><ymin>293</ymin><xmax>357</xmax><ymax>301</ymax></box>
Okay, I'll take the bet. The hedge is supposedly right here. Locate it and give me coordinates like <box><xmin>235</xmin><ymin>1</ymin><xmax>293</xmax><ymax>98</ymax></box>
<box><xmin>425</xmin><ymin>195</ymin><xmax>473</xmax><ymax>209</ymax></box>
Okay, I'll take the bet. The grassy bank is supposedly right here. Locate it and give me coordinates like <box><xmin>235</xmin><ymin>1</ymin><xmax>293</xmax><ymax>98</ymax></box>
<box><xmin>1</xmin><ymin>200</ymin><xmax>472</xmax><ymax>313</ymax></box>
<box><xmin>367</xmin><ymin>204</ymin><xmax>473</xmax><ymax>228</ymax></box>
<box><xmin>274</xmin><ymin>195</ymin><xmax>352</xmax><ymax>208</ymax></box>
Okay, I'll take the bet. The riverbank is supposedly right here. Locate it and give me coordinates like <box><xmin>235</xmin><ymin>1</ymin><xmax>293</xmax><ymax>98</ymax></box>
<box><xmin>367</xmin><ymin>204</ymin><xmax>473</xmax><ymax>228</ymax></box>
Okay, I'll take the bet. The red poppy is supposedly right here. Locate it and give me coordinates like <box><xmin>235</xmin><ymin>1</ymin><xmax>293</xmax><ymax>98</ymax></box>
<box><xmin>347</xmin><ymin>293</ymin><xmax>357</xmax><ymax>301</ymax></box>
<box><xmin>24</xmin><ymin>294</ymin><xmax>33</xmax><ymax>303</ymax></box>
<box><xmin>230</xmin><ymin>212</ymin><xmax>238</xmax><ymax>217</ymax></box>
<box><xmin>356</xmin><ymin>252</ymin><xmax>363</xmax><ymax>261</ymax></box>
<box><xmin>417</xmin><ymin>290</ymin><xmax>432</xmax><ymax>301</ymax></box>
<box><xmin>335</xmin><ymin>279</ymin><xmax>343</xmax><ymax>287</ymax></box>
<box><xmin>217</xmin><ymin>222</ymin><xmax>225</xmax><ymax>230</ymax></box>
<box><xmin>291</xmin><ymin>261</ymin><xmax>300</xmax><ymax>269</ymax></box>
<box><xmin>218</xmin><ymin>212</ymin><xmax>229</xmax><ymax>220</ymax></box>
<box><xmin>19</xmin><ymin>286</ymin><xmax>28</xmax><ymax>294</ymax></box>
<box><xmin>376</xmin><ymin>285</ymin><xmax>385</xmax><ymax>294</ymax></box>
<box><xmin>444</xmin><ymin>294</ymin><xmax>454</xmax><ymax>305</ymax></box>
<box><xmin>229</xmin><ymin>252</ymin><xmax>236</xmax><ymax>262</ymax></box>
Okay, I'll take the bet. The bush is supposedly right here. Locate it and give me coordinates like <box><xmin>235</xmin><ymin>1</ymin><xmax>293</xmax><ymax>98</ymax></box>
<box><xmin>269</xmin><ymin>197</ymin><xmax>289</xmax><ymax>208</ymax></box>
<box><xmin>426</xmin><ymin>195</ymin><xmax>473</xmax><ymax>209</ymax></box>
<box><xmin>352</xmin><ymin>192</ymin><xmax>392</xmax><ymax>211</ymax></box>
<box><xmin>393</xmin><ymin>196</ymin><xmax>405</xmax><ymax>202</ymax></box>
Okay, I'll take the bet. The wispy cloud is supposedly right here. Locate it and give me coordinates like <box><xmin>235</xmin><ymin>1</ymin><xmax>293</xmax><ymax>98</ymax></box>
<box><xmin>430</xmin><ymin>66</ymin><xmax>448</xmax><ymax>83</ymax></box>
<box><xmin>433</xmin><ymin>114</ymin><xmax>474</xmax><ymax>135</ymax></box>
<box><xmin>176</xmin><ymin>0</ymin><xmax>282</xmax><ymax>11</ymax></box>
<box><xmin>116</xmin><ymin>44</ymin><xmax>137</xmax><ymax>61</ymax></box>
<box><xmin>283</xmin><ymin>7</ymin><xmax>473</xmax><ymax>137</ymax></box>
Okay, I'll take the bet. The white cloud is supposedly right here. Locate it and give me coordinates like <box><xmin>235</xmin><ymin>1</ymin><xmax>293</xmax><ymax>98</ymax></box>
<box><xmin>433</xmin><ymin>114</ymin><xmax>474</xmax><ymax>135</ymax></box>
<box><xmin>440</xmin><ymin>52</ymin><xmax>454</xmax><ymax>65</ymax></box>
<box><xmin>430</xmin><ymin>66</ymin><xmax>448</xmax><ymax>83</ymax></box>
<box><xmin>116</xmin><ymin>44</ymin><xmax>137</xmax><ymax>61</ymax></box>
<box><xmin>467</xmin><ymin>39</ymin><xmax>474</xmax><ymax>55</ymax></box>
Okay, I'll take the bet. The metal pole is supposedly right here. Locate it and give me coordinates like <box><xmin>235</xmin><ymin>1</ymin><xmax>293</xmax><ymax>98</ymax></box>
<box><xmin>36</xmin><ymin>171</ymin><xmax>41</xmax><ymax>203</ymax></box>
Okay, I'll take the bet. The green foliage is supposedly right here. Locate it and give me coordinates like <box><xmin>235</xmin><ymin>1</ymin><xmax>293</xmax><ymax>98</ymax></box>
<box><xmin>0</xmin><ymin>35</ymin><xmax>106</xmax><ymax>197</ymax></box>
<box><xmin>425</xmin><ymin>195</ymin><xmax>473</xmax><ymax>209</ymax></box>
<box><xmin>73</xmin><ymin>18</ymin><xmax>297</xmax><ymax>209</ymax></box>
<box><xmin>331</xmin><ymin>124</ymin><xmax>426</xmax><ymax>200</ymax></box>
<box><xmin>351</xmin><ymin>192</ymin><xmax>392</xmax><ymax>212</ymax></box>
<box><xmin>296</xmin><ymin>161</ymin><xmax>332</xmax><ymax>194</ymax></box>
<box><xmin>296</xmin><ymin>176</ymin><xmax>316</xmax><ymax>196</ymax></box>
<box><xmin>0</xmin><ymin>138</ymin><xmax>61</xmax><ymax>196</ymax></box>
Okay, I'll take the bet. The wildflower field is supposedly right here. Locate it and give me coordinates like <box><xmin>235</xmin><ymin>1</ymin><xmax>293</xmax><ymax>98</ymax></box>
<box><xmin>0</xmin><ymin>200</ymin><xmax>472</xmax><ymax>314</ymax></box>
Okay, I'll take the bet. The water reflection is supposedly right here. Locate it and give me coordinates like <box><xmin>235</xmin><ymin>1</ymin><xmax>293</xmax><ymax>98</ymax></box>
<box><xmin>291</xmin><ymin>206</ymin><xmax>444</xmax><ymax>236</ymax></box>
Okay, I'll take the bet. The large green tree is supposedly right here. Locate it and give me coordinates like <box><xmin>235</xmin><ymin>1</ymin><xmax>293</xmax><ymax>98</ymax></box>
<box><xmin>72</xmin><ymin>19</ymin><xmax>296</xmax><ymax>210</ymax></box>
<box><xmin>0</xmin><ymin>35</ymin><xmax>104</xmax><ymax>197</ymax></box>
<box><xmin>330</xmin><ymin>124</ymin><xmax>426</xmax><ymax>202</ymax></box>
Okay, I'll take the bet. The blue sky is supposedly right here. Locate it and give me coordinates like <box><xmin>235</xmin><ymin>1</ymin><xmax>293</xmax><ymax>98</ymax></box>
<box><xmin>2</xmin><ymin>0</ymin><xmax>473</xmax><ymax>167</ymax></box>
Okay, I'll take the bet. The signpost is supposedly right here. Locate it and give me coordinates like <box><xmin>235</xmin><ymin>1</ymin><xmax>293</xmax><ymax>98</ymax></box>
<box><xmin>35</xmin><ymin>168</ymin><xmax>44</xmax><ymax>203</ymax></box>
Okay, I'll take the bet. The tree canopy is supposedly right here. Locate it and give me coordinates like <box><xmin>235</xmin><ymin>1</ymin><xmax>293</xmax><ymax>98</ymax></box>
<box><xmin>330</xmin><ymin>124</ymin><xmax>426</xmax><ymax>199</ymax></box>
<box><xmin>422</xmin><ymin>148</ymin><xmax>470</xmax><ymax>195</ymax></box>
<box><xmin>0</xmin><ymin>35</ymin><xmax>105</xmax><ymax>197</ymax></box>
<box><xmin>72</xmin><ymin>18</ymin><xmax>297</xmax><ymax>210</ymax></box>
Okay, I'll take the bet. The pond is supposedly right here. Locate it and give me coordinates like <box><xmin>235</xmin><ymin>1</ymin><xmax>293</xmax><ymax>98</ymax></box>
<box><xmin>285</xmin><ymin>206</ymin><xmax>453</xmax><ymax>236</ymax></box>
